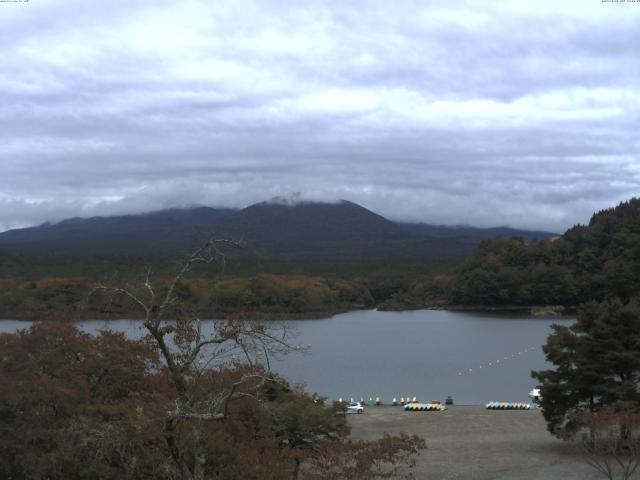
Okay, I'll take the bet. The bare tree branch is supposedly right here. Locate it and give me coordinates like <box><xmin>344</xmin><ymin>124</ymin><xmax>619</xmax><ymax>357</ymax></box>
<box><xmin>89</xmin><ymin>237</ymin><xmax>299</xmax><ymax>480</ymax></box>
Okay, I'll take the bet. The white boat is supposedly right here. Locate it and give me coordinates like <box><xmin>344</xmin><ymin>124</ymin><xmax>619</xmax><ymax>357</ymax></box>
<box><xmin>528</xmin><ymin>388</ymin><xmax>541</xmax><ymax>403</ymax></box>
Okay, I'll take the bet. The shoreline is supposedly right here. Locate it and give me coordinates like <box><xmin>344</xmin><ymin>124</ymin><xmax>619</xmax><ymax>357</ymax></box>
<box><xmin>380</xmin><ymin>304</ymin><xmax>577</xmax><ymax>316</ymax></box>
<box><xmin>0</xmin><ymin>303</ymin><xmax>577</xmax><ymax>322</ymax></box>
<box><xmin>0</xmin><ymin>306</ymin><xmax>363</xmax><ymax>322</ymax></box>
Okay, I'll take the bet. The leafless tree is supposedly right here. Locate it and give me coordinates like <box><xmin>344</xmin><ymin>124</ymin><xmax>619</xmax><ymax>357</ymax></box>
<box><xmin>579</xmin><ymin>406</ymin><xmax>640</xmax><ymax>480</ymax></box>
<box><xmin>93</xmin><ymin>238</ymin><xmax>304</xmax><ymax>480</ymax></box>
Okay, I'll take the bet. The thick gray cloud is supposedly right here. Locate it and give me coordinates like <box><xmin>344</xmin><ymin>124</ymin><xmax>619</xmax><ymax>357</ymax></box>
<box><xmin>1</xmin><ymin>0</ymin><xmax>639</xmax><ymax>232</ymax></box>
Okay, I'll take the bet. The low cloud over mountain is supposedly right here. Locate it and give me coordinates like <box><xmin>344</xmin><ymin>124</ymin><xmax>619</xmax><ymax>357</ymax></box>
<box><xmin>1</xmin><ymin>1</ymin><xmax>638</xmax><ymax>232</ymax></box>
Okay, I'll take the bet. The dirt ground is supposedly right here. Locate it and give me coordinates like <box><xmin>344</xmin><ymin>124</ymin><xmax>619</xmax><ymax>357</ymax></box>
<box><xmin>348</xmin><ymin>405</ymin><xmax>624</xmax><ymax>480</ymax></box>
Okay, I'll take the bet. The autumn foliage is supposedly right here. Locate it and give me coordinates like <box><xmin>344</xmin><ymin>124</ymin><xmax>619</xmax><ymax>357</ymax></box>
<box><xmin>0</xmin><ymin>322</ymin><xmax>167</xmax><ymax>479</ymax></box>
<box><xmin>0</xmin><ymin>322</ymin><xmax>425</xmax><ymax>479</ymax></box>
<box><xmin>0</xmin><ymin>239</ymin><xmax>425</xmax><ymax>479</ymax></box>
<box><xmin>0</xmin><ymin>274</ymin><xmax>374</xmax><ymax>320</ymax></box>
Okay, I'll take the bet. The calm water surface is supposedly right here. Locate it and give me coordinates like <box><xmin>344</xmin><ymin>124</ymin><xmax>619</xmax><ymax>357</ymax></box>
<box><xmin>0</xmin><ymin>309</ymin><xmax>573</xmax><ymax>405</ymax></box>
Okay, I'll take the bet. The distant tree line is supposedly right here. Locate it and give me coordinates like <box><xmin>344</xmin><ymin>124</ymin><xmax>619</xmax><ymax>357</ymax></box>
<box><xmin>383</xmin><ymin>198</ymin><xmax>640</xmax><ymax>309</ymax></box>
<box><xmin>4</xmin><ymin>198</ymin><xmax>640</xmax><ymax>316</ymax></box>
<box><xmin>451</xmin><ymin>198</ymin><xmax>640</xmax><ymax>306</ymax></box>
<box><xmin>0</xmin><ymin>274</ymin><xmax>375</xmax><ymax>320</ymax></box>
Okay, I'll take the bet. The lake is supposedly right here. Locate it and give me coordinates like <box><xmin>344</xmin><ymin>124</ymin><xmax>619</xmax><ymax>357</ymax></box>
<box><xmin>0</xmin><ymin>309</ymin><xmax>574</xmax><ymax>405</ymax></box>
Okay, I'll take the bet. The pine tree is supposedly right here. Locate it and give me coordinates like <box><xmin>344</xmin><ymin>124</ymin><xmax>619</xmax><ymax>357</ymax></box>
<box><xmin>532</xmin><ymin>297</ymin><xmax>640</xmax><ymax>437</ymax></box>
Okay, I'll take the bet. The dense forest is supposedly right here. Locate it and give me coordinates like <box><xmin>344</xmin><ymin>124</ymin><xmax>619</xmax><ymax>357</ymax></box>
<box><xmin>450</xmin><ymin>198</ymin><xmax>640</xmax><ymax>306</ymax></box>
<box><xmin>0</xmin><ymin>198</ymin><xmax>560</xmax><ymax>318</ymax></box>
<box><xmin>2</xmin><ymin>198</ymin><xmax>638</xmax><ymax>318</ymax></box>
<box><xmin>0</xmin><ymin>274</ymin><xmax>377</xmax><ymax>320</ymax></box>
<box><xmin>0</xmin><ymin>250</ymin><xmax>454</xmax><ymax>319</ymax></box>
<box><xmin>380</xmin><ymin>198</ymin><xmax>640</xmax><ymax>310</ymax></box>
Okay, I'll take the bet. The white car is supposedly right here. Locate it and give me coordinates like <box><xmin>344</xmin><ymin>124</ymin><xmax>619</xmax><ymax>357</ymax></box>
<box><xmin>347</xmin><ymin>401</ymin><xmax>364</xmax><ymax>414</ymax></box>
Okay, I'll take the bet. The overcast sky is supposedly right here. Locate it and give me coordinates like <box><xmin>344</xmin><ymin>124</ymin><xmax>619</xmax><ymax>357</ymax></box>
<box><xmin>1</xmin><ymin>0</ymin><xmax>639</xmax><ymax>232</ymax></box>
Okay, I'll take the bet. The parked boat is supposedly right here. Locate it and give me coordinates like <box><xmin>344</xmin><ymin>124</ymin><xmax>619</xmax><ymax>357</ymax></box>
<box><xmin>528</xmin><ymin>388</ymin><xmax>541</xmax><ymax>403</ymax></box>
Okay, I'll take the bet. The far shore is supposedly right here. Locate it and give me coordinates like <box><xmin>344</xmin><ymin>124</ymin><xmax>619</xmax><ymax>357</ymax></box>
<box><xmin>0</xmin><ymin>307</ymin><xmax>363</xmax><ymax>322</ymax></box>
<box><xmin>0</xmin><ymin>304</ymin><xmax>577</xmax><ymax>322</ymax></box>
<box><xmin>380</xmin><ymin>303</ymin><xmax>577</xmax><ymax>316</ymax></box>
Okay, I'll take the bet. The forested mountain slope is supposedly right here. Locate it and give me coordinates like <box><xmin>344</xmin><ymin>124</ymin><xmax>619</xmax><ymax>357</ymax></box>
<box><xmin>0</xmin><ymin>200</ymin><xmax>556</xmax><ymax>262</ymax></box>
<box><xmin>450</xmin><ymin>198</ymin><xmax>640</xmax><ymax>306</ymax></box>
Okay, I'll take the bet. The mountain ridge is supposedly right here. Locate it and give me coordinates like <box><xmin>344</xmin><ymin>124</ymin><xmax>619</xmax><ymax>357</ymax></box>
<box><xmin>0</xmin><ymin>200</ymin><xmax>557</xmax><ymax>260</ymax></box>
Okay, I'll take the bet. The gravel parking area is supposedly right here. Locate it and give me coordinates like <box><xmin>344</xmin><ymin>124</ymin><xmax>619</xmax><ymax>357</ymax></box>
<box><xmin>348</xmin><ymin>405</ymin><xmax>616</xmax><ymax>480</ymax></box>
